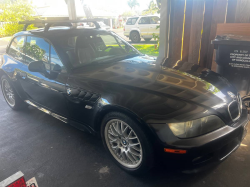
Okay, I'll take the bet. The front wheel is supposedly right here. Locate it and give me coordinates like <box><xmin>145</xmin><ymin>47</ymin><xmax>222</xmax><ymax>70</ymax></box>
<box><xmin>1</xmin><ymin>75</ymin><xmax>26</xmax><ymax>110</ymax></box>
<box><xmin>101</xmin><ymin>112</ymin><xmax>154</xmax><ymax>175</ymax></box>
<box><xmin>130</xmin><ymin>32</ymin><xmax>141</xmax><ymax>43</ymax></box>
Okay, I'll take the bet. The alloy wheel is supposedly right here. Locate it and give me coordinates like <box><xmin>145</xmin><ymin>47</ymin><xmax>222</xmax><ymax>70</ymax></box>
<box><xmin>2</xmin><ymin>79</ymin><xmax>15</xmax><ymax>107</ymax></box>
<box><xmin>104</xmin><ymin>119</ymin><xmax>143</xmax><ymax>168</ymax></box>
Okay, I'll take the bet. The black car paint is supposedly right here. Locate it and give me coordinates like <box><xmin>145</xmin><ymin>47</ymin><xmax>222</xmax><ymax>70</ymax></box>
<box><xmin>0</xmin><ymin>28</ymin><xmax>248</xmax><ymax>169</ymax></box>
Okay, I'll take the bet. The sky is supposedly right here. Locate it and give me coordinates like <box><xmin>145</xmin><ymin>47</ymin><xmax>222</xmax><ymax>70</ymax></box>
<box><xmin>32</xmin><ymin>0</ymin><xmax>153</xmax><ymax>14</ymax></box>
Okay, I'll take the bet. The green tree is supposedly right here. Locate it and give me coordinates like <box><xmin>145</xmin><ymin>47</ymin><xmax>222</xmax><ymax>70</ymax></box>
<box><xmin>142</xmin><ymin>0</ymin><xmax>160</xmax><ymax>15</ymax></box>
<box><xmin>0</xmin><ymin>0</ymin><xmax>35</xmax><ymax>37</ymax></box>
<box><xmin>156</xmin><ymin>0</ymin><xmax>161</xmax><ymax>8</ymax></box>
<box><xmin>0</xmin><ymin>0</ymin><xmax>15</xmax><ymax>4</ymax></box>
<box><xmin>127</xmin><ymin>0</ymin><xmax>139</xmax><ymax>10</ymax></box>
<box><xmin>23</xmin><ymin>42</ymin><xmax>46</xmax><ymax>62</ymax></box>
<box><xmin>121</xmin><ymin>10</ymin><xmax>136</xmax><ymax>17</ymax></box>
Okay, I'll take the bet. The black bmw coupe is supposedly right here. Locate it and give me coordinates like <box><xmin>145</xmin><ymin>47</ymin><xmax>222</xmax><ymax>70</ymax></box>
<box><xmin>0</xmin><ymin>21</ymin><xmax>248</xmax><ymax>174</ymax></box>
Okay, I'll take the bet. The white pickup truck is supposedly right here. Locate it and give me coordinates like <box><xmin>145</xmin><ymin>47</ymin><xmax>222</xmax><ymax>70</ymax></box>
<box><xmin>124</xmin><ymin>15</ymin><xmax>160</xmax><ymax>43</ymax></box>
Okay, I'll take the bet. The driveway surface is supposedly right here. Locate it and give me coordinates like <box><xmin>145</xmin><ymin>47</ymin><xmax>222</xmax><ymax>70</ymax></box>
<box><xmin>0</xmin><ymin>90</ymin><xmax>250</xmax><ymax>187</ymax></box>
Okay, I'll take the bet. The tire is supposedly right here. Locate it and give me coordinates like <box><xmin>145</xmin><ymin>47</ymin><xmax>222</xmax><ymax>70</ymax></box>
<box><xmin>101</xmin><ymin>112</ymin><xmax>154</xmax><ymax>175</ymax></box>
<box><xmin>1</xmin><ymin>75</ymin><xmax>26</xmax><ymax>110</ymax></box>
<box><xmin>144</xmin><ymin>38</ymin><xmax>152</xmax><ymax>42</ymax></box>
<box><xmin>130</xmin><ymin>31</ymin><xmax>141</xmax><ymax>43</ymax></box>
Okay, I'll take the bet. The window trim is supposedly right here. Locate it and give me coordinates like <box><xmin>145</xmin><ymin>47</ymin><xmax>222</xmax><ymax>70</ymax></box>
<box><xmin>149</xmin><ymin>16</ymin><xmax>160</xmax><ymax>24</ymax></box>
<box><xmin>7</xmin><ymin>35</ymin><xmax>27</xmax><ymax>64</ymax></box>
<box><xmin>31</xmin><ymin>35</ymin><xmax>67</xmax><ymax>73</ymax></box>
<box><xmin>25</xmin><ymin>35</ymin><xmax>51</xmax><ymax>69</ymax></box>
<box><xmin>8</xmin><ymin>34</ymin><xmax>67</xmax><ymax>73</ymax></box>
<box><xmin>126</xmin><ymin>17</ymin><xmax>139</xmax><ymax>25</ymax></box>
<box><xmin>138</xmin><ymin>17</ymin><xmax>150</xmax><ymax>25</ymax></box>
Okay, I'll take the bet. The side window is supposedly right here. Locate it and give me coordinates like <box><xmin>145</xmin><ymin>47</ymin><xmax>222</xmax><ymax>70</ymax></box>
<box><xmin>8</xmin><ymin>36</ymin><xmax>26</xmax><ymax>62</ymax></box>
<box><xmin>150</xmin><ymin>16</ymin><xmax>160</xmax><ymax>24</ymax></box>
<box><xmin>138</xmin><ymin>17</ymin><xmax>150</xmax><ymax>24</ymax></box>
<box><xmin>51</xmin><ymin>46</ymin><xmax>66</xmax><ymax>73</ymax></box>
<box><xmin>126</xmin><ymin>17</ymin><xmax>138</xmax><ymax>25</ymax></box>
<box><xmin>25</xmin><ymin>36</ymin><xmax>50</xmax><ymax>70</ymax></box>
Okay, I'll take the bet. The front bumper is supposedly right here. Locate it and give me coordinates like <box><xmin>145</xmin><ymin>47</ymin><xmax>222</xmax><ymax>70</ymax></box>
<box><xmin>152</xmin><ymin>109</ymin><xmax>249</xmax><ymax>170</ymax></box>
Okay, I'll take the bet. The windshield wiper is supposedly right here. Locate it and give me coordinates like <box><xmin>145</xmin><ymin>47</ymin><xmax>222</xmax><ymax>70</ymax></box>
<box><xmin>91</xmin><ymin>53</ymin><xmax>140</xmax><ymax>64</ymax></box>
<box><xmin>111</xmin><ymin>53</ymin><xmax>141</xmax><ymax>61</ymax></box>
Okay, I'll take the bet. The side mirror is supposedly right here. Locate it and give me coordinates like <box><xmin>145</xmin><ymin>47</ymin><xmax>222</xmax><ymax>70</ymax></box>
<box><xmin>28</xmin><ymin>61</ymin><xmax>46</xmax><ymax>73</ymax></box>
<box><xmin>50</xmin><ymin>64</ymin><xmax>62</xmax><ymax>79</ymax></box>
<box><xmin>52</xmin><ymin>64</ymin><xmax>62</xmax><ymax>73</ymax></box>
<box><xmin>28</xmin><ymin>60</ymin><xmax>50</xmax><ymax>78</ymax></box>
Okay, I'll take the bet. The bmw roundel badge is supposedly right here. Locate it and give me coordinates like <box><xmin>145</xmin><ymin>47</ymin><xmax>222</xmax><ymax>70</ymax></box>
<box><xmin>67</xmin><ymin>88</ymin><xmax>72</xmax><ymax>96</ymax></box>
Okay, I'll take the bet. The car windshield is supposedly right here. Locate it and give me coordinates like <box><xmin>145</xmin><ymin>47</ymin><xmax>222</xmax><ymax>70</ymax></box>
<box><xmin>52</xmin><ymin>31</ymin><xmax>140</xmax><ymax>68</ymax></box>
<box><xmin>97</xmin><ymin>22</ymin><xmax>106</xmax><ymax>26</ymax></box>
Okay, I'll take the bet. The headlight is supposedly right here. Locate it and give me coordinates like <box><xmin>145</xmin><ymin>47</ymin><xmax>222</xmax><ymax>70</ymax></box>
<box><xmin>168</xmin><ymin>115</ymin><xmax>225</xmax><ymax>138</ymax></box>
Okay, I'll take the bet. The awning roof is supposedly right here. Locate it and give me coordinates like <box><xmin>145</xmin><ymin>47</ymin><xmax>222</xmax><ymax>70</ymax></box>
<box><xmin>35</xmin><ymin>1</ymin><xmax>118</xmax><ymax>18</ymax></box>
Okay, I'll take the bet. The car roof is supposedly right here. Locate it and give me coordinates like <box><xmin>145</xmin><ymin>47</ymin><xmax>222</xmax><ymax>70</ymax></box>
<box><xmin>128</xmin><ymin>15</ymin><xmax>160</xmax><ymax>19</ymax></box>
<box><xmin>13</xmin><ymin>27</ymin><xmax>110</xmax><ymax>38</ymax></box>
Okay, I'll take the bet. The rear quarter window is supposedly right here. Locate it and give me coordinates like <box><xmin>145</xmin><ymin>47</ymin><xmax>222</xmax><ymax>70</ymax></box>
<box><xmin>8</xmin><ymin>36</ymin><xmax>26</xmax><ymax>62</ymax></box>
<box><xmin>126</xmin><ymin>17</ymin><xmax>139</xmax><ymax>25</ymax></box>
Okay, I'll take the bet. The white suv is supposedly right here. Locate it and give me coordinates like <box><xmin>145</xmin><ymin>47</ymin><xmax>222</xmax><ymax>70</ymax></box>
<box><xmin>124</xmin><ymin>15</ymin><xmax>160</xmax><ymax>43</ymax></box>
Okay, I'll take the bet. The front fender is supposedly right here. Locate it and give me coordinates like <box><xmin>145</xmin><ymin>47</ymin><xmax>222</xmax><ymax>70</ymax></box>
<box><xmin>129</xmin><ymin>28</ymin><xmax>141</xmax><ymax>38</ymax></box>
<box><xmin>93</xmin><ymin>102</ymin><xmax>156</xmax><ymax>139</ymax></box>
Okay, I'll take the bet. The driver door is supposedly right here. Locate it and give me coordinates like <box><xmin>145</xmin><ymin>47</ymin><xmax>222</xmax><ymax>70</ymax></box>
<box><xmin>19</xmin><ymin>36</ymin><xmax>68</xmax><ymax>117</ymax></box>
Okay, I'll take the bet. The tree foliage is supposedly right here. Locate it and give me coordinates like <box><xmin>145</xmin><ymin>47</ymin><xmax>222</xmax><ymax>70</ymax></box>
<box><xmin>153</xmin><ymin>25</ymin><xmax>160</xmax><ymax>49</ymax></box>
<box><xmin>121</xmin><ymin>11</ymin><xmax>136</xmax><ymax>17</ymax></box>
<box><xmin>142</xmin><ymin>0</ymin><xmax>160</xmax><ymax>15</ymax></box>
<box><xmin>156</xmin><ymin>0</ymin><xmax>161</xmax><ymax>8</ymax></box>
<box><xmin>23</xmin><ymin>42</ymin><xmax>46</xmax><ymax>62</ymax></box>
<box><xmin>127</xmin><ymin>0</ymin><xmax>139</xmax><ymax>10</ymax></box>
<box><xmin>0</xmin><ymin>0</ymin><xmax>35</xmax><ymax>37</ymax></box>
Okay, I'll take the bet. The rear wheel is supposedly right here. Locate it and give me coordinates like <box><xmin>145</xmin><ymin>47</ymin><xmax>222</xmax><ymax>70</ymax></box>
<box><xmin>101</xmin><ymin>112</ymin><xmax>154</xmax><ymax>175</ymax></box>
<box><xmin>1</xmin><ymin>75</ymin><xmax>26</xmax><ymax>110</ymax></box>
<box><xmin>130</xmin><ymin>31</ymin><xmax>141</xmax><ymax>43</ymax></box>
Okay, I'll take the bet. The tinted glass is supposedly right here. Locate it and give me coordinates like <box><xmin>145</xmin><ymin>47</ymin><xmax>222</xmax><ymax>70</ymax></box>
<box><xmin>51</xmin><ymin>46</ymin><xmax>66</xmax><ymax>73</ymax></box>
<box><xmin>25</xmin><ymin>36</ymin><xmax>50</xmax><ymax>70</ymax></box>
<box><xmin>126</xmin><ymin>17</ymin><xmax>139</xmax><ymax>25</ymax></box>
<box><xmin>150</xmin><ymin>16</ymin><xmax>160</xmax><ymax>24</ymax></box>
<box><xmin>52</xmin><ymin>32</ymin><xmax>140</xmax><ymax>68</ymax></box>
<box><xmin>8</xmin><ymin>36</ymin><xmax>26</xmax><ymax>62</ymax></box>
<box><xmin>138</xmin><ymin>17</ymin><xmax>150</xmax><ymax>24</ymax></box>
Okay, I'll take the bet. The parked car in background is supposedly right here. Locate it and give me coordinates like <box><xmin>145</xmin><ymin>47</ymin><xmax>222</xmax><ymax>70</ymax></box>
<box><xmin>124</xmin><ymin>15</ymin><xmax>160</xmax><ymax>43</ymax></box>
<box><xmin>77</xmin><ymin>21</ymin><xmax>110</xmax><ymax>30</ymax></box>
<box><xmin>97</xmin><ymin>21</ymin><xmax>111</xmax><ymax>30</ymax></box>
<box><xmin>77</xmin><ymin>22</ymin><xmax>90</xmax><ymax>28</ymax></box>
<box><xmin>1</xmin><ymin>20</ymin><xmax>249</xmax><ymax>175</ymax></box>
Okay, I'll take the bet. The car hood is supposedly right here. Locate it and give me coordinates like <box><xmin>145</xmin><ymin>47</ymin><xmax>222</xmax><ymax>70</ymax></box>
<box><xmin>73</xmin><ymin>55</ymin><xmax>239</xmax><ymax>123</ymax></box>
<box><xmin>96</xmin><ymin>55</ymin><xmax>237</xmax><ymax>104</ymax></box>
